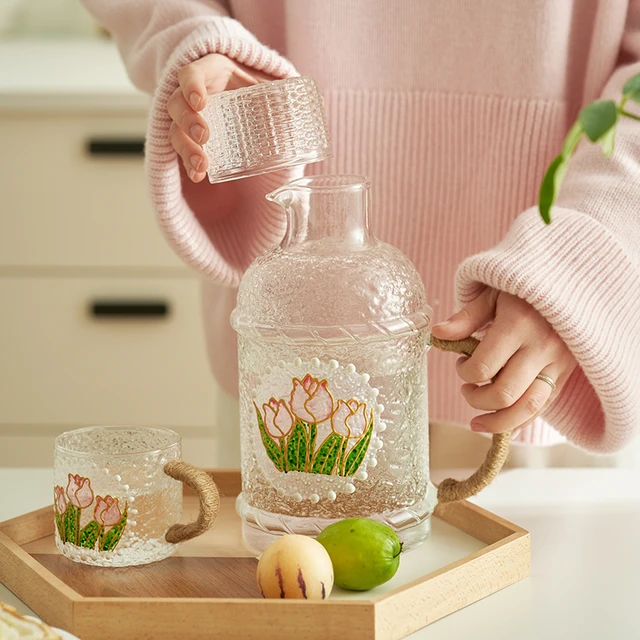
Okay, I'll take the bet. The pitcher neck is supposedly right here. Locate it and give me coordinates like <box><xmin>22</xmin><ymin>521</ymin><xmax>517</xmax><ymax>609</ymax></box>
<box><xmin>268</xmin><ymin>175</ymin><xmax>373</xmax><ymax>247</ymax></box>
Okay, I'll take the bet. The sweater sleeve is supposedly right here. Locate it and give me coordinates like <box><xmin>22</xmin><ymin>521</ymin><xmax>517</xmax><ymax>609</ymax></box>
<box><xmin>82</xmin><ymin>0</ymin><xmax>301</xmax><ymax>285</ymax></box>
<box><xmin>454</xmin><ymin>2</ymin><xmax>640</xmax><ymax>454</ymax></box>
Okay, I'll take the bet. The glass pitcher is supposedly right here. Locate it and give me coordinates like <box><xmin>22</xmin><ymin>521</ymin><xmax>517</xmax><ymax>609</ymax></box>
<box><xmin>232</xmin><ymin>175</ymin><xmax>438</xmax><ymax>554</ymax></box>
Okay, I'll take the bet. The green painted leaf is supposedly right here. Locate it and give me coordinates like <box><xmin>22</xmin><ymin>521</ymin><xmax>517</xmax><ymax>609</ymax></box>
<box><xmin>623</xmin><ymin>73</ymin><xmax>640</xmax><ymax>100</ymax></box>
<box><xmin>306</xmin><ymin>423</ymin><xmax>317</xmax><ymax>472</ymax></box>
<box><xmin>579</xmin><ymin>100</ymin><xmax>618</xmax><ymax>142</ymax></box>
<box><xmin>311</xmin><ymin>433</ymin><xmax>344</xmax><ymax>475</ymax></box>
<box><xmin>336</xmin><ymin>437</ymin><xmax>348</xmax><ymax>476</ymax></box>
<box><xmin>279</xmin><ymin>437</ymin><xmax>288</xmax><ymax>472</ymax></box>
<box><xmin>64</xmin><ymin>504</ymin><xmax>80</xmax><ymax>546</ymax></box>
<box><xmin>99</xmin><ymin>506</ymin><xmax>128</xmax><ymax>551</ymax></box>
<box><xmin>286</xmin><ymin>422</ymin><xmax>308</xmax><ymax>472</ymax></box>
<box><xmin>255</xmin><ymin>403</ymin><xmax>283</xmax><ymax>472</ymax></box>
<box><xmin>538</xmin><ymin>154</ymin><xmax>567</xmax><ymax>224</ymax></box>
<box><xmin>343</xmin><ymin>421</ymin><xmax>374</xmax><ymax>477</ymax></box>
<box><xmin>79</xmin><ymin>520</ymin><xmax>101</xmax><ymax>549</ymax></box>
<box><xmin>55</xmin><ymin>512</ymin><xmax>65</xmax><ymax>541</ymax></box>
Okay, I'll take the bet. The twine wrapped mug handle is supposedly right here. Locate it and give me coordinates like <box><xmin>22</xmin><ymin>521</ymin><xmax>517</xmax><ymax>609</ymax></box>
<box><xmin>430</xmin><ymin>336</ymin><xmax>512</xmax><ymax>503</ymax></box>
<box><xmin>163</xmin><ymin>461</ymin><xmax>221</xmax><ymax>543</ymax></box>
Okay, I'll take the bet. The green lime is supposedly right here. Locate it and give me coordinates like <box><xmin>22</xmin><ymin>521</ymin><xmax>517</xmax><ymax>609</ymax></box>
<box><xmin>316</xmin><ymin>518</ymin><xmax>403</xmax><ymax>591</ymax></box>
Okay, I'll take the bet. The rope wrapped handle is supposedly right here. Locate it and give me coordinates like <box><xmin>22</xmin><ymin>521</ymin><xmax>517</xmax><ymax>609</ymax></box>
<box><xmin>163</xmin><ymin>461</ymin><xmax>221</xmax><ymax>543</ymax></box>
<box><xmin>431</xmin><ymin>335</ymin><xmax>512</xmax><ymax>503</ymax></box>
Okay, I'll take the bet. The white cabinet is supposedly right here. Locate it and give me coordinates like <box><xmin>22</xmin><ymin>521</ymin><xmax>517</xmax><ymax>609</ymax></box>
<box><xmin>0</xmin><ymin>114</ymin><xmax>184</xmax><ymax>269</ymax></box>
<box><xmin>0</xmin><ymin>276</ymin><xmax>214</xmax><ymax>427</ymax></box>
<box><xmin>0</xmin><ymin>41</ymin><xmax>224</xmax><ymax>468</ymax></box>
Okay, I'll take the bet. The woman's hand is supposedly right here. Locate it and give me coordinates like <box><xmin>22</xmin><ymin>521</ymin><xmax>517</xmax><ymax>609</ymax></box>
<box><xmin>168</xmin><ymin>53</ymin><xmax>278</xmax><ymax>182</ymax></box>
<box><xmin>431</xmin><ymin>288</ymin><xmax>577</xmax><ymax>434</ymax></box>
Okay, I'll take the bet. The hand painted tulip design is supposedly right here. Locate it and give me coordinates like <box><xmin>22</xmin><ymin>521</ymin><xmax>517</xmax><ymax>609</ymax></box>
<box><xmin>66</xmin><ymin>474</ymin><xmax>94</xmax><ymax>508</ymax></box>
<box><xmin>263</xmin><ymin>398</ymin><xmax>294</xmax><ymax>438</ymax></box>
<box><xmin>54</xmin><ymin>486</ymin><xmax>67</xmax><ymax>513</ymax></box>
<box><xmin>332</xmin><ymin>399</ymin><xmax>368</xmax><ymax>439</ymax></box>
<box><xmin>55</xmin><ymin>474</ymin><xmax>128</xmax><ymax>551</ymax></box>
<box><xmin>94</xmin><ymin>495</ymin><xmax>122</xmax><ymax>526</ymax></box>
<box><xmin>256</xmin><ymin>373</ymin><xmax>374</xmax><ymax>477</ymax></box>
<box><xmin>290</xmin><ymin>375</ymin><xmax>334</xmax><ymax>424</ymax></box>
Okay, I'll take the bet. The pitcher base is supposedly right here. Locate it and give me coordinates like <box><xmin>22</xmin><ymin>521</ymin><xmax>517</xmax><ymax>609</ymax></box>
<box><xmin>236</xmin><ymin>493</ymin><xmax>433</xmax><ymax>556</ymax></box>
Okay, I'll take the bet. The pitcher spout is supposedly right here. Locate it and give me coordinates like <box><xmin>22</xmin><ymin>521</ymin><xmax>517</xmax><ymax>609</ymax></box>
<box><xmin>265</xmin><ymin>175</ymin><xmax>373</xmax><ymax>247</ymax></box>
<box><xmin>265</xmin><ymin>185</ymin><xmax>295</xmax><ymax>209</ymax></box>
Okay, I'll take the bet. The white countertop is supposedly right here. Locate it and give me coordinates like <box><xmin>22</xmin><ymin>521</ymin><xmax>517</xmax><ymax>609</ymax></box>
<box><xmin>0</xmin><ymin>39</ymin><xmax>148</xmax><ymax>112</ymax></box>
<box><xmin>2</xmin><ymin>467</ymin><xmax>640</xmax><ymax>639</ymax></box>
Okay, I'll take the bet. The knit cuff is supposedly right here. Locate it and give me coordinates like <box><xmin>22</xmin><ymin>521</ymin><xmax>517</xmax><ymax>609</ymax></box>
<box><xmin>456</xmin><ymin>206</ymin><xmax>640</xmax><ymax>453</ymax></box>
<box><xmin>145</xmin><ymin>19</ymin><xmax>300</xmax><ymax>285</ymax></box>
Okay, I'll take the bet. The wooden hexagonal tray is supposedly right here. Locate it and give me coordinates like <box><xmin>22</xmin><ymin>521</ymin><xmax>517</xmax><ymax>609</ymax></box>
<box><xmin>0</xmin><ymin>470</ymin><xmax>529</xmax><ymax>639</ymax></box>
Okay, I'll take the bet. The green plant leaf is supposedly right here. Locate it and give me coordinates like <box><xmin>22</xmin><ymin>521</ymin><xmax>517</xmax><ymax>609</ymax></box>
<box><xmin>623</xmin><ymin>73</ymin><xmax>640</xmax><ymax>101</ymax></box>
<box><xmin>311</xmin><ymin>433</ymin><xmax>344</xmax><ymax>475</ymax></box>
<box><xmin>343</xmin><ymin>421</ymin><xmax>374</xmax><ymax>477</ymax></box>
<box><xmin>538</xmin><ymin>155</ymin><xmax>567</xmax><ymax>224</ymax></box>
<box><xmin>538</xmin><ymin>73</ymin><xmax>640</xmax><ymax>225</ymax></box>
<box><xmin>599</xmin><ymin>125</ymin><xmax>616</xmax><ymax>157</ymax></box>
<box><xmin>99</xmin><ymin>506</ymin><xmax>128</xmax><ymax>551</ymax></box>
<box><xmin>627</xmin><ymin>90</ymin><xmax>640</xmax><ymax>104</ymax></box>
<box><xmin>286</xmin><ymin>421</ymin><xmax>308</xmax><ymax>472</ymax></box>
<box><xmin>79</xmin><ymin>520</ymin><xmax>101</xmax><ymax>549</ymax></box>
<box><xmin>255</xmin><ymin>403</ymin><xmax>283</xmax><ymax>472</ymax></box>
<box><xmin>561</xmin><ymin>120</ymin><xmax>584</xmax><ymax>158</ymax></box>
<box><xmin>578</xmin><ymin>100</ymin><xmax>618</xmax><ymax>142</ymax></box>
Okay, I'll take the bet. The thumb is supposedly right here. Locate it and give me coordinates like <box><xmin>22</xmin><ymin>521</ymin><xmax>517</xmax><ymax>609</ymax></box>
<box><xmin>431</xmin><ymin>288</ymin><xmax>498</xmax><ymax>340</ymax></box>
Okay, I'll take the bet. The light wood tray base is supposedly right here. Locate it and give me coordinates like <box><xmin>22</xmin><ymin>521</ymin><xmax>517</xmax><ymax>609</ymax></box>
<box><xmin>0</xmin><ymin>470</ymin><xmax>530</xmax><ymax>640</ymax></box>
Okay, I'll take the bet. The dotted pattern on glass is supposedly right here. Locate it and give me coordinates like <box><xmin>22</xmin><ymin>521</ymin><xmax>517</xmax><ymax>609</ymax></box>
<box><xmin>202</xmin><ymin>77</ymin><xmax>331</xmax><ymax>183</ymax></box>
<box><xmin>237</xmin><ymin>337</ymin><xmax>431</xmax><ymax>515</ymax></box>
<box><xmin>53</xmin><ymin>426</ymin><xmax>182</xmax><ymax>567</ymax></box>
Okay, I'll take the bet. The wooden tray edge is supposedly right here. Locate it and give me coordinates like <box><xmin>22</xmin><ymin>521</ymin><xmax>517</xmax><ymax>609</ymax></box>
<box><xmin>0</xmin><ymin>529</ymin><xmax>81</xmax><ymax>630</ymax></box>
<box><xmin>374</xmin><ymin>532</ymin><xmax>530</xmax><ymax>639</ymax></box>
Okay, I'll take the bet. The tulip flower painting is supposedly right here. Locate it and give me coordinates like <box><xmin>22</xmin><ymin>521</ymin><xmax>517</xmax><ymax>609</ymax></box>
<box><xmin>332</xmin><ymin>400</ymin><xmax>368</xmax><ymax>439</ymax></box>
<box><xmin>290</xmin><ymin>375</ymin><xmax>334</xmax><ymax>424</ymax></box>
<box><xmin>54</xmin><ymin>475</ymin><xmax>128</xmax><ymax>552</ymax></box>
<box><xmin>256</xmin><ymin>375</ymin><xmax>374</xmax><ymax>476</ymax></box>
<box><xmin>54</xmin><ymin>486</ymin><xmax>67</xmax><ymax>514</ymax></box>
<box><xmin>66</xmin><ymin>473</ymin><xmax>94</xmax><ymax>509</ymax></box>
<box><xmin>263</xmin><ymin>398</ymin><xmax>295</xmax><ymax>439</ymax></box>
<box><xmin>53</xmin><ymin>486</ymin><xmax>67</xmax><ymax>539</ymax></box>
<box><xmin>95</xmin><ymin>495</ymin><xmax>123</xmax><ymax>527</ymax></box>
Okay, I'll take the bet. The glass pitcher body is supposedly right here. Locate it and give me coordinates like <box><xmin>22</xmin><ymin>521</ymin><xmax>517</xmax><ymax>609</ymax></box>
<box><xmin>232</xmin><ymin>176</ymin><xmax>436</xmax><ymax>553</ymax></box>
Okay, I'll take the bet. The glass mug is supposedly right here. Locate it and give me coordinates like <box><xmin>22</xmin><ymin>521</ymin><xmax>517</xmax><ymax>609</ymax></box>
<box><xmin>53</xmin><ymin>426</ymin><xmax>219</xmax><ymax>567</ymax></box>
<box><xmin>202</xmin><ymin>76</ymin><xmax>331</xmax><ymax>183</ymax></box>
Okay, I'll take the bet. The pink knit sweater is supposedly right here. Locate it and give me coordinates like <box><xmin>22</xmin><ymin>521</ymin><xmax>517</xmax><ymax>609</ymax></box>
<box><xmin>85</xmin><ymin>0</ymin><xmax>640</xmax><ymax>454</ymax></box>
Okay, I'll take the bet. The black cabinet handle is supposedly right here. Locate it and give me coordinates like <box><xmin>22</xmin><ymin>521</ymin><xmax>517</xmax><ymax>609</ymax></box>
<box><xmin>90</xmin><ymin>300</ymin><xmax>170</xmax><ymax>318</ymax></box>
<box><xmin>86</xmin><ymin>138</ymin><xmax>145</xmax><ymax>157</ymax></box>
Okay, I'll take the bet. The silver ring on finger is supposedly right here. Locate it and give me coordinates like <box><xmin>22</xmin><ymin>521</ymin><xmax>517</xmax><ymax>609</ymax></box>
<box><xmin>535</xmin><ymin>373</ymin><xmax>557</xmax><ymax>391</ymax></box>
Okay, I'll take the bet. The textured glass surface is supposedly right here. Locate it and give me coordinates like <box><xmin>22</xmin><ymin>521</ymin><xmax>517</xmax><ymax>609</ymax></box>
<box><xmin>232</xmin><ymin>176</ymin><xmax>436</xmax><ymax>554</ymax></box>
<box><xmin>202</xmin><ymin>76</ymin><xmax>331</xmax><ymax>183</ymax></box>
<box><xmin>53</xmin><ymin>426</ymin><xmax>182</xmax><ymax>567</ymax></box>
